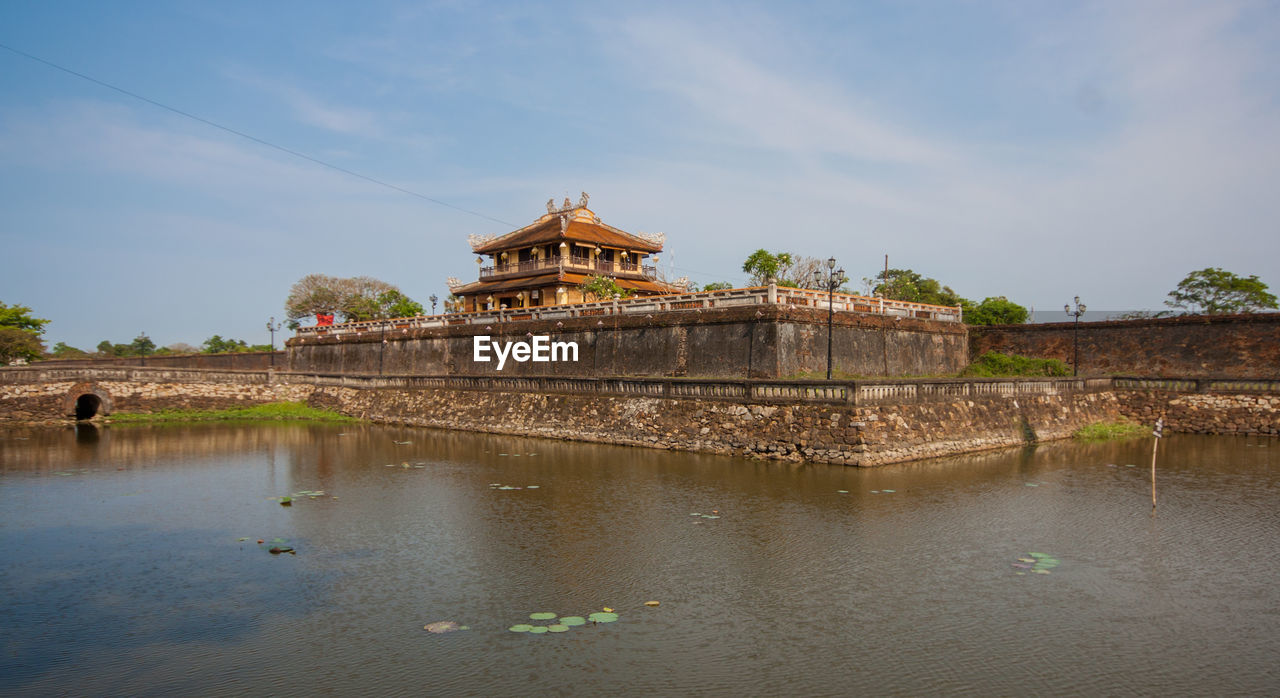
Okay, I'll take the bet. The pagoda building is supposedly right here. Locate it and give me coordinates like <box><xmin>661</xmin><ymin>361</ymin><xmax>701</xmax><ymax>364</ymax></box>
<box><xmin>447</xmin><ymin>193</ymin><xmax>684</xmax><ymax>312</ymax></box>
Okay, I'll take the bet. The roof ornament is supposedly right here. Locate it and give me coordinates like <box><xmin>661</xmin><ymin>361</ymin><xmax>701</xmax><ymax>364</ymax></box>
<box><xmin>560</xmin><ymin>215</ymin><xmax>569</xmax><ymax>233</ymax></box>
<box><xmin>578</xmin><ymin>191</ymin><xmax>589</xmax><ymax>208</ymax></box>
<box><xmin>468</xmin><ymin>233</ymin><xmax>497</xmax><ymax>251</ymax></box>
<box><xmin>446</xmin><ymin>277</ymin><xmax>463</xmax><ymax>290</ymax></box>
<box><xmin>562</xmin><ymin>196</ymin><xmax>573</xmax><ymax>210</ymax></box>
<box><xmin>546</xmin><ymin>198</ymin><xmax>556</xmax><ymax>214</ymax></box>
<box><xmin>636</xmin><ymin>231</ymin><xmax>666</xmax><ymax>247</ymax></box>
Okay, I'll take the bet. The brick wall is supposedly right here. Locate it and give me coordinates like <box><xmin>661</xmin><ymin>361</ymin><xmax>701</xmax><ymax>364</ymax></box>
<box><xmin>969</xmin><ymin>313</ymin><xmax>1280</xmax><ymax>378</ymax></box>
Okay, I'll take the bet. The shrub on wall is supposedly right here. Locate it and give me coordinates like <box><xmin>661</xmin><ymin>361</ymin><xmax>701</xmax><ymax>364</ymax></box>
<box><xmin>961</xmin><ymin>351</ymin><xmax>1070</xmax><ymax>377</ymax></box>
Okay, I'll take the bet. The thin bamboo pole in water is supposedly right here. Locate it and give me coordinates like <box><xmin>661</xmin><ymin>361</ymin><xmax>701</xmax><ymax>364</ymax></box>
<box><xmin>1151</xmin><ymin>417</ymin><xmax>1164</xmax><ymax>512</ymax></box>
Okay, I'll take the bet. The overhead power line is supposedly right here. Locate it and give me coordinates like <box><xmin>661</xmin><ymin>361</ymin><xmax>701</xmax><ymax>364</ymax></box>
<box><xmin>0</xmin><ymin>41</ymin><xmax>517</xmax><ymax>228</ymax></box>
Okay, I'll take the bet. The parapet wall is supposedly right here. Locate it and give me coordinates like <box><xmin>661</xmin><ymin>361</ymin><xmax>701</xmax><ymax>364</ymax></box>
<box><xmin>970</xmin><ymin>313</ymin><xmax>1280</xmax><ymax>378</ymax></box>
<box><xmin>286</xmin><ymin>305</ymin><xmax>968</xmax><ymax>379</ymax></box>
<box><xmin>30</xmin><ymin>351</ymin><xmax>284</xmax><ymax>371</ymax></box>
<box><xmin>4</xmin><ymin>368</ymin><xmax>1275</xmax><ymax>466</ymax></box>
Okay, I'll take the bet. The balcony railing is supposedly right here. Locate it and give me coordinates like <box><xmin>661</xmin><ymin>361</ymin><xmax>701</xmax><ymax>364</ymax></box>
<box><xmin>478</xmin><ymin>257</ymin><xmax>656</xmax><ymax>279</ymax></box>
<box><xmin>294</xmin><ymin>284</ymin><xmax>965</xmax><ymax>338</ymax></box>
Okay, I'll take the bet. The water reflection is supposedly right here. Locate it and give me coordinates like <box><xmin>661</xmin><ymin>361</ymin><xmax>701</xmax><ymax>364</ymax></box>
<box><xmin>0</xmin><ymin>424</ymin><xmax>1276</xmax><ymax>695</ymax></box>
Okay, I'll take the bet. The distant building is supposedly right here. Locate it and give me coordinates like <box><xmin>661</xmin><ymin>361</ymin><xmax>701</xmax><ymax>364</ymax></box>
<box><xmin>447</xmin><ymin>194</ymin><xmax>684</xmax><ymax>312</ymax></box>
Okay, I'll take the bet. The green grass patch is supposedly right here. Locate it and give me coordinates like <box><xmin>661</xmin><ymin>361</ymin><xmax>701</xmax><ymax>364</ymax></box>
<box><xmin>1073</xmin><ymin>420</ymin><xmax>1151</xmax><ymax>442</ymax></box>
<box><xmin>108</xmin><ymin>401</ymin><xmax>358</xmax><ymax>423</ymax></box>
<box><xmin>961</xmin><ymin>351</ymin><xmax>1071</xmax><ymax>378</ymax></box>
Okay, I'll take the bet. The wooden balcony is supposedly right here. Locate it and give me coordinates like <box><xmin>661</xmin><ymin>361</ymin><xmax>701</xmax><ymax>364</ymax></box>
<box><xmin>478</xmin><ymin>256</ymin><xmax>657</xmax><ymax>280</ymax></box>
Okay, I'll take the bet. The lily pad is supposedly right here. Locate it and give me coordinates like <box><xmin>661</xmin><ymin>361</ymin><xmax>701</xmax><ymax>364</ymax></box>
<box><xmin>882</xmin><ymin>489</ymin><xmax>896</xmax><ymax>493</ymax></box>
<box><xmin>528</xmin><ymin>626</ymin><xmax>549</xmax><ymax>634</ymax></box>
<box><xmin>526</xmin><ymin>485</ymin><xmax>539</xmax><ymax>489</ymax></box>
<box><xmin>529</xmin><ymin>612</ymin><xmax>557</xmax><ymax>621</ymax></box>
<box><xmin>547</xmin><ymin>624</ymin><xmax>570</xmax><ymax>633</ymax></box>
<box><xmin>836</xmin><ymin>490</ymin><xmax>849</xmax><ymax>494</ymax></box>
<box><xmin>588</xmin><ymin>612</ymin><xmax>619</xmax><ymax>623</ymax></box>
<box><xmin>509</xmin><ymin>624</ymin><xmax>534</xmax><ymax>633</ymax></box>
<box><xmin>559</xmin><ymin>616</ymin><xmax>587</xmax><ymax>626</ymax></box>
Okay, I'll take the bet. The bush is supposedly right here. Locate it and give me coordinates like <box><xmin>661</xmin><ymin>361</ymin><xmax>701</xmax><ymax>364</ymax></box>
<box><xmin>961</xmin><ymin>351</ymin><xmax>1070</xmax><ymax>377</ymax></box>
<box><xmin>1073</xmin><ymin>420</ymin><xmax>1151</xmax><ymax>442</ymax></box>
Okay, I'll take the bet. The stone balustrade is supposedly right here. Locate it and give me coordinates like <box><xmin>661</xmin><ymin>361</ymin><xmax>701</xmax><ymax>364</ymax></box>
<box><xmin>294</xmin><ymin>284</ymin><xmax>964</xmax><ymax>338</ymax></box>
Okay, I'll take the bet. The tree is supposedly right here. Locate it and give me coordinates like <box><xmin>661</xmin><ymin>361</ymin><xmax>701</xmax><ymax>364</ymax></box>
<box><xmin>867</xmin><ymin>269</ymin><xmax>963</xmax><ymax>307</ymax></box>
<box><xmin>741</xmin><ymin>250</ymin><xmax>835</xmax><ymax>288</ymax></box>
<box><xmin>285</xmin><ymin>274</ymin><xmax>347</xmax><ymax>324</ymax></box>
<box><xmin>49</xmin><ymin>341</ymin><xmax>89</xmax><ymax>358</ymax></box>
<box><xmin>580</xmin><ymin>275</ymin><xmax>631</xmax><ymax>302</ymax></box>
<box><xmin>0</xmin><ymin>328</ymin><xmax>44</xmax><ymax>364</ymax></box>
<box><xmin>0</xmin><ymin>301</ymin><xmax>49</xmax><ymax>363</ymax></box>
<box><xmin>202</xmin><ymin>335</ymin><xmax>250</xmax><ymax>353</ymax></box>
<box><xmin>130</xmin><ymin>333</ymin><xmax>155</xmax><ymax>357</ymax></box>
<box><xmin>962</xmin><ymin>296</ymin><xmax>1029</xmax><ymax>325</ymax></box>
<box><xmin>742</xmin><ymin>250</ymin><xmax>794</xmax><ymax>286</ymax></box>
<box><xmin>285</xmin><ymin>274</ymin><xmax>423</xmax><ymax>323</ymax></box>
<box><xmin>1164</xmin><ymin>268</ymin><xmax>1278</xmax><ymax>315</ymax></box>
<box><xmin>375</xmin><ymin>290</ymin><xmax>424</xmax><ymax>319</ymax></box>
<box><xmin>702</xmin><ymin>281</ymin><xmax>734</xmax><ymax>291</ymax></box>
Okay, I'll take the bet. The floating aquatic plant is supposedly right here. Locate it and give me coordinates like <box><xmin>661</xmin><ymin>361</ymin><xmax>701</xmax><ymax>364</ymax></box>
<box><xmin>509</xmin><ymin>624</ymin><xmax>534</xmax><ymax>633</ymax></box>
<box><xmin>547</xmin><ymin>624</ymin><xmax>569</xmax><ymax>633</ymax></box>
<box><xmin>558</xmin><ymin>616</ymin><xmax>586</xmax><ymax>626</ymax></box>
<box><xmin>1013</xmin><ymin>552</ymin><xmax>1061</xmax><ymax>575</ymax></box>
<box><xmin>588</xmin><ymin>612</ymin><xmax>619</xmax><ymax>623</ymax></box>
<box><xmin>529</xmin><ymin>612</ymin><xmax>557</xmax><ymax>621</ymax></box>
<box><xmin>528</xmin><ymin>626</ymin><xmax>549</xmax><ymax>634</ymax></box>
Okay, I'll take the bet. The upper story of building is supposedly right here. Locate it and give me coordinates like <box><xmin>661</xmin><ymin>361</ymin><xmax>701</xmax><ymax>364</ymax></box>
<box><xmin>447</xmin><ymin>193</ymin><xmax>683</xmax><ymax>312</ymax></box>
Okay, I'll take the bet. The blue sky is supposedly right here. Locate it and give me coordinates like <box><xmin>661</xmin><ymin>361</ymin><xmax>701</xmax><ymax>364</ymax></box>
<box><xmin>2</xmin><ymin>1</ymin><xmax>1278</xmax><ymax>350</ymax></box>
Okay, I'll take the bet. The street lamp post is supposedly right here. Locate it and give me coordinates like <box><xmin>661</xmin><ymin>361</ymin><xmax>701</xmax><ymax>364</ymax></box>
<box><xmin>1065</xmin><ymin>296</ymin><xmax>1086</xmax><ymax>377</ymax></box>
<box><xmin>266</xmin><ymin>317</ymin><xmax>281</xmax><ymax>368</ymax></box>
<box><xmin>811</xmin><ymin>257</ymin><xmax>848</xmax><ymax>381</ymax></box>
<box><xmin>429</xmin><ymin>294</ymin><xmax>438</xmax><ymax>315</ymax></box>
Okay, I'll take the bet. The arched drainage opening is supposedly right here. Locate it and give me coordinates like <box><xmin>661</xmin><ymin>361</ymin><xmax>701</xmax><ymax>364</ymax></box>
<box><xmin>75</xmin><ymin>394</ymin><xmax>101</xmax><ymax>420</ymax></box>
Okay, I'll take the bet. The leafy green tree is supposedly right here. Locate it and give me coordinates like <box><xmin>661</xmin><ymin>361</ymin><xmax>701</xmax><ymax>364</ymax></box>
<box><xmin>0</xmin><ymin>302</ymin><xmax>49</xmax><ymax>363</ymax></box>
<box><xmin>202</xmin><ymin>335</ymin><xmax>250</xmax><ymax>353</ymax></box>
<box><xmin>130</xmin><ymin>333</ymin><xmax>155</xmax><ymax>356</ymax></box>
<box><xmin>742</xmin><ymin>250</ymin><xmax>794</xmax><ymax>286</ymax></box>
<box><xmin>377</xmin><ymin>290</ymin><xmax>425</xmax><ymax>319</ymax></box>
<box><xmin>580</xmin><ymin>275</ymin><xmax>632</xmax><ymax>302</ymax></box>
<box><xmin>0</xmin><ymin>328</ymin><xmax>44</xmax><ymax>363</ymax></box>
<box><xmin>962</xmin><ymin>296</ymin><xmax>1029</xmax><ymax>325</ymax></box>
<box><xmin>0</xmin><ymin>302</ymin><xmax>49</xmax><ymax>334</ymax></box>
<box><xmin>50</xmin><ymin>341</ymin><xmax>89</xmax><ymax>358</ymax></box>
<box><xmin>1164</xmin><ymin>267</ymin><xmax>1278</xmax><ymax>315</ymax></box>
<box><xmin>868</xmin><ymin>269</ymin><xmax>963</xmax><ymax>307</ymax></box>
<box><xmin>702</xmin><ymin>281</ymin><xmax>734</xmax><ymax>291</ymax></box>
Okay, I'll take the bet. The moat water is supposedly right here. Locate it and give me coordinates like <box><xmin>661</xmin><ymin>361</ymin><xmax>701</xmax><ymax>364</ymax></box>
<box><xmin>1</xmin><ymin>423</ymin><xmax>1277</xmax><ymax>696</ymax></box>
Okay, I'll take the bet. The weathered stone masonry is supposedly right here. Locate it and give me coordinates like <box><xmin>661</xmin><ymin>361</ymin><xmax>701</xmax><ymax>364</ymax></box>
<box><xmin>305</xmin><ymin>383</ymin><xmax>1125</xmax><ymax>466</ymax></box>
<box><xmin>5</xmin><ymin>367</ymin><xmax>1275</xmax><ymax>467</ymax></box>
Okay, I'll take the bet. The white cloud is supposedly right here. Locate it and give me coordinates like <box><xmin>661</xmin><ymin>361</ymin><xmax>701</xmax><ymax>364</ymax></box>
<box><xmin>590</xmin><ymin>3</ymin><xmax>1280</xmax><ymax>307</ymax></box>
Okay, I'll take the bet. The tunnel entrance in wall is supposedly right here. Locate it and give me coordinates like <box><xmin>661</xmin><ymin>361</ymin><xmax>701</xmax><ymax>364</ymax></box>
<box><xmin>75</xmin><ymin>394</ymin><xmax>102</xmax><ymax>420</ymax></box>
<box><xmin>64</xmin><ymin>383</ymin><xmax>112</xmax><ymax>420</ymax></box>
